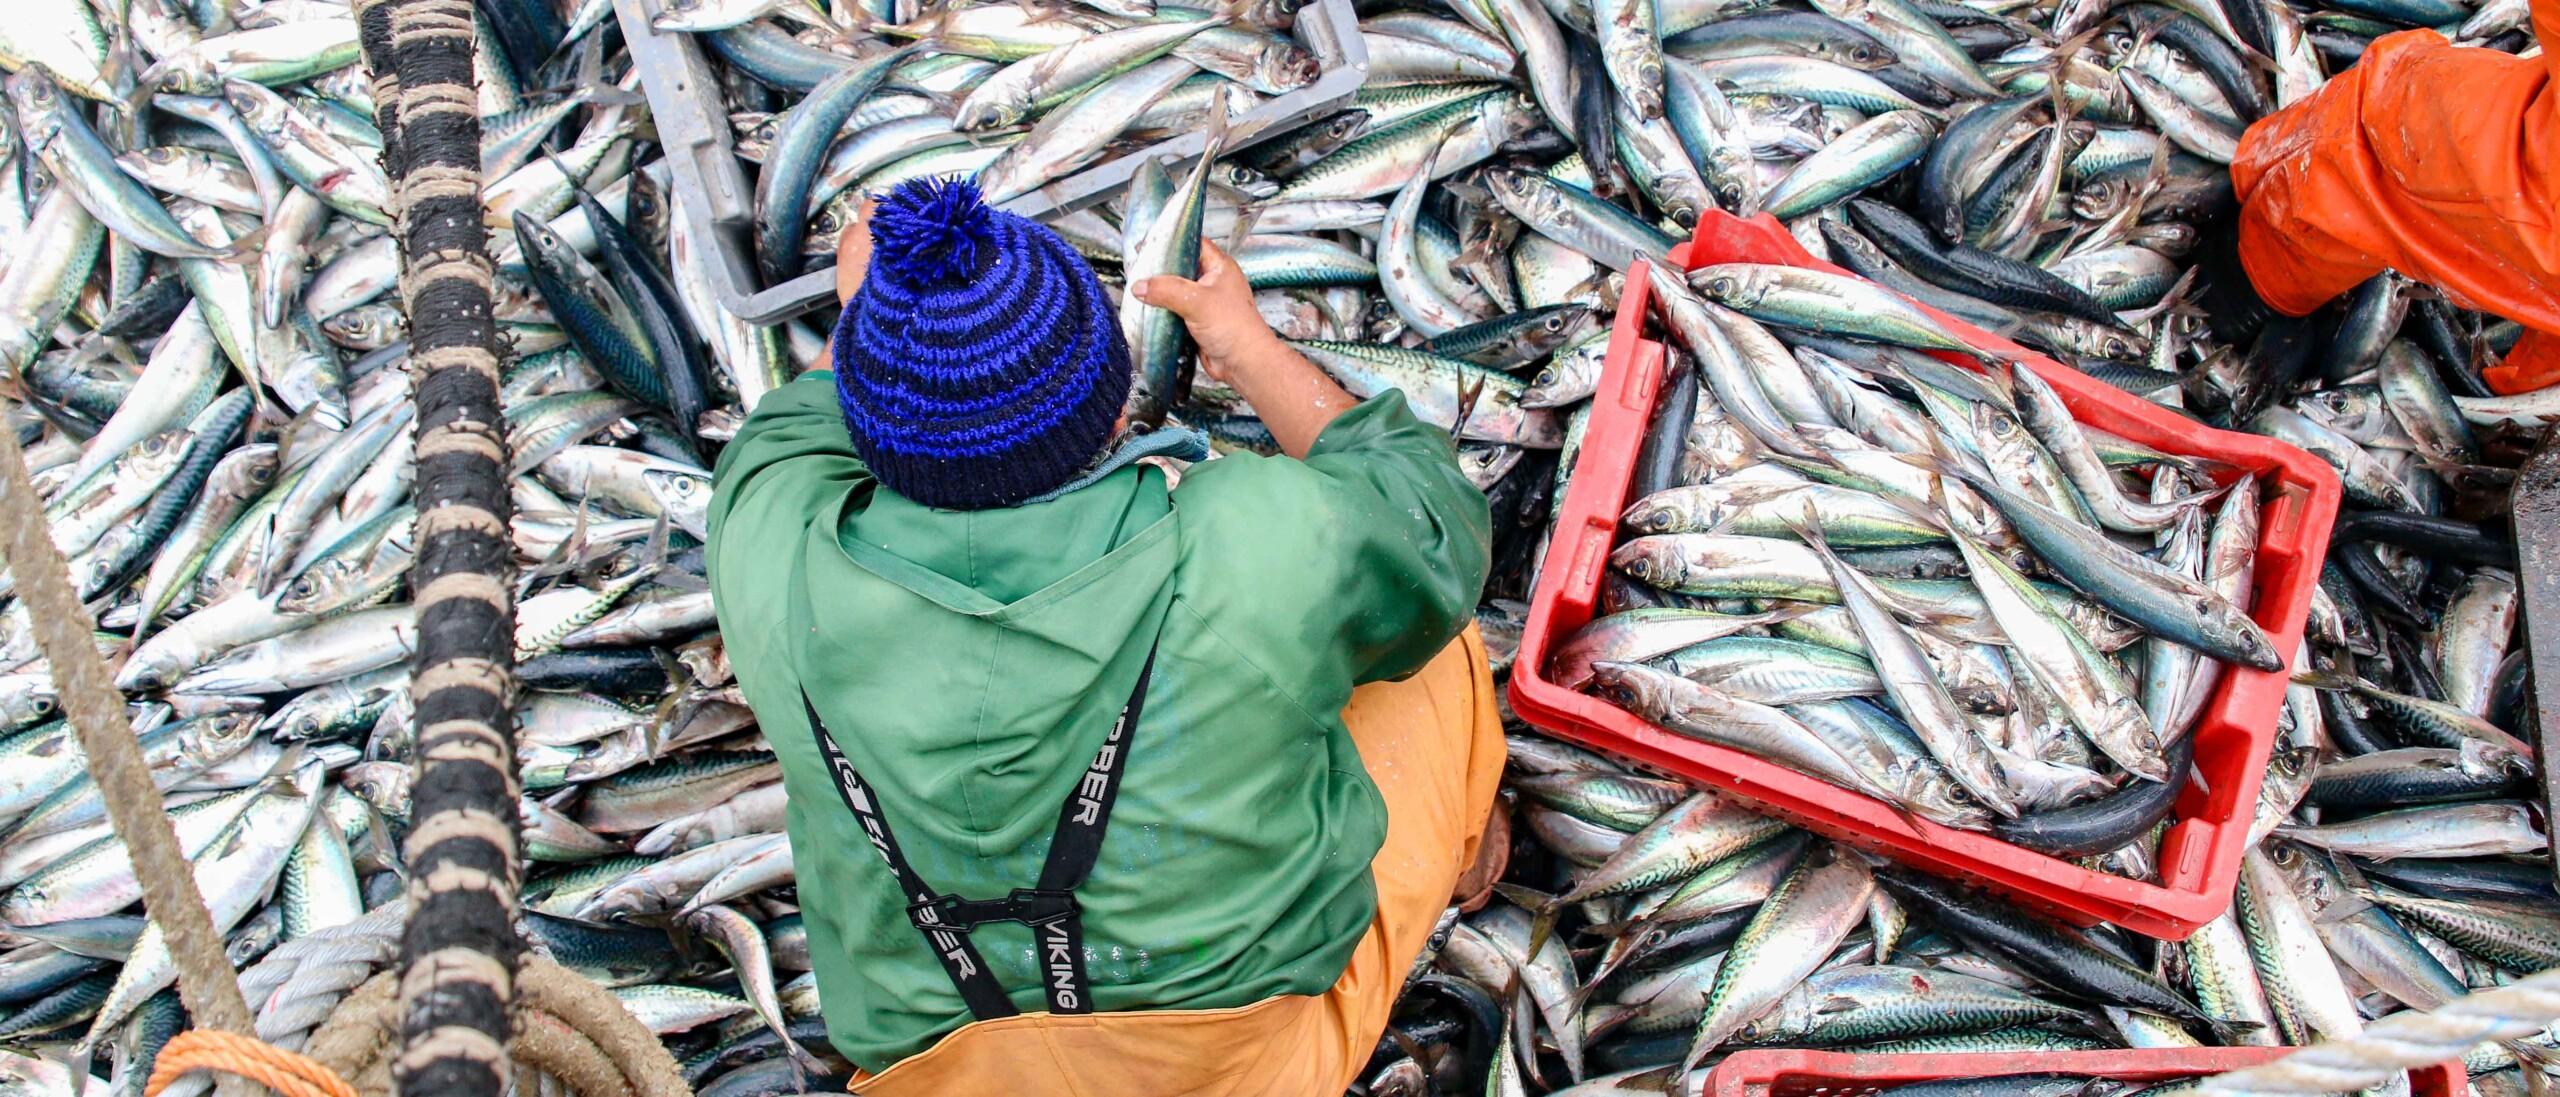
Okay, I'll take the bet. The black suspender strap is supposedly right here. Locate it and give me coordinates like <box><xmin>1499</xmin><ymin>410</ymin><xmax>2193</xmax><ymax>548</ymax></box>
<box><xmin>799</xmin><ymin>640</ymin><xmax>1159</xmax><ymax>1021</ymax></box>
<box><xmin>1022</xmin><ymin>641</ymin><xmax>1153</xmax><ymax>1012</ymax></box>
<box><xmin>799</xmin><ymin>690</ymin><xmax>1016</xmax><ymax>1020</ymax></box>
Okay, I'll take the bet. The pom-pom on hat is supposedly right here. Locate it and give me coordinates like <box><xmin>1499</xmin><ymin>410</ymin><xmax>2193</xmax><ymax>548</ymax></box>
<box><xmin>831</xmin><ymin>178</ymin><xmax>1130</xmax><ymax>511</ymax></box>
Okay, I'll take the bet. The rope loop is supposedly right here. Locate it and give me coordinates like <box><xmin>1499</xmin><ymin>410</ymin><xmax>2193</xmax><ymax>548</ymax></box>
<box><xmin>145</xmin><ymin>1031</ymin><xmax>366</xmax><ymax>1097</ymax></box>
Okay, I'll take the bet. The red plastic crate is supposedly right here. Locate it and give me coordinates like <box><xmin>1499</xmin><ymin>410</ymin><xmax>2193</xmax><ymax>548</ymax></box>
<box><xmin>1509</xmin><ymin>211</ymin><xmax>2344</xmax><ymax>940</ymax></box>
<box><xmin>1701</xmin><ymin>1049</ymin><xmax>2464</xmax><ymax>1097</ymax></box>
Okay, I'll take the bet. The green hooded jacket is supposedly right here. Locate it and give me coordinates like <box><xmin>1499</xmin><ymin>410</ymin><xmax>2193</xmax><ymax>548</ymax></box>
<box><xmin>706</xmin><ymin>371</ymin><xmax>1492</xmax><ymax>1071</ymax></box>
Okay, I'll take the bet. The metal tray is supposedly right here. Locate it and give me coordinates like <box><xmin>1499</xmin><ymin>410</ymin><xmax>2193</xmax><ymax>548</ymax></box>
<box><xmin>617</xmin><ymin>0</ymin><xmax>1370</xmax><ymax>325</ymax></box>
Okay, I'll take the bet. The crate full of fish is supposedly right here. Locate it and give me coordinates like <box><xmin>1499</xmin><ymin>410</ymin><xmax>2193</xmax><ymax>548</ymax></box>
<box><xmin>1510</xmin><ymin>210</ymin><xmax>2346</xmax><ymax>940</ymax></box>
<box><xmin>1694</xmin><ymin>1049</ymin><xmax>2466</xmax><ymax>1097</ymax></box>
<box><xmin>616</xmin><ymin>0</ymin><xmax>1370</xmax><ymax>324</ymax></box>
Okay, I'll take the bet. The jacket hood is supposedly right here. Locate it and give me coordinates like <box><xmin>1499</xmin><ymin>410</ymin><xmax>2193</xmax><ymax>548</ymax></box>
<box><xmin>784</xmin><ymin>465</ymin><xmax>1177</xmax><ymax>860</ymax></box>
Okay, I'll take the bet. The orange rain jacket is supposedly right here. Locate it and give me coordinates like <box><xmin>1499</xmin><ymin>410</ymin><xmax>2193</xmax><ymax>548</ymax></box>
<box><xmin>2232</xmin><ymin>2</ymin><xmax>2560</xmax><ymax>392</ymax></box>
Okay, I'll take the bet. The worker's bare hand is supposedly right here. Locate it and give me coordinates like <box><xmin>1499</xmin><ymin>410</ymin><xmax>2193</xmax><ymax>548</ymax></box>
<box><xmin>835</xmin><ymin>196</ymin><xmax>881</xmax><ymax>305</ymax></box>
<box><xmin>1132</xmin><ymin>242</ymin><xmax>1274</xmax><ymax>383</ymax></box>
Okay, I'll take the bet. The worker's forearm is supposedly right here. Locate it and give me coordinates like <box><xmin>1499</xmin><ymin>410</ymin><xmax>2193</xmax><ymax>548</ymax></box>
<box><xmin>1215</xmin><ymin>334</ymin><xmax>1358</xmax><ymax>460</ymax></box>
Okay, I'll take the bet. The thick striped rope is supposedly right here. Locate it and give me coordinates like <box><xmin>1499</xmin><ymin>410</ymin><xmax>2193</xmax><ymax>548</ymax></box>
<box><xmin>0</xmin><ymin>398</ymin><xmax>261</xmax><ymax>1086</ymax></box>
<box><xmin>357</xmin><ymin>0</ymin><xmax>403</xmax><ymax>180</ymax></box>
<box><xmin>354</xmin><ymin>2</ymin><xmax>526</xmax><ymax>1096</ymax></box>
<box><xmin>300</xmin><ymin>959</ymin><xmax>692</xmax><ymax>1097</ymax></box>
<box><xmin>2178</xmin><ymin>968</ymin><xmax>2560</xmax><ymax>1095</ymax></box>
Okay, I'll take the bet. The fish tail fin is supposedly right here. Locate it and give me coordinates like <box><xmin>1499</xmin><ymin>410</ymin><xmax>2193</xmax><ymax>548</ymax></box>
<box><xmin>1876</xmin><ymin>793</ymin><xmax>1936</xmax><ymax>834</ymax></box>
<box><xmin>1562</xmin><ymin>972</ymin><xmax>1610</xmax><ymax>1014</ymax></box>
<box><xmin>1756</xmin><ymin>601</ymin><xmax>1818</xmax><ymax>628</ymax></box>
<box><xmin>59</xmin><ymin>1039</ymin><xmax>96</xmax><ymax>1082</ymax></box>
<box><xmin>1199</xmin><ymin>83</ymin><xmax>1237</xmax><ymax>161</ymax></box>
<box><xmin>1675</xmin><ymin>1024</ymin><xmax>1722</xmax><ymax>1097</ymax></box>
<box><xmin>2287</xmin><ymin>668</ymin><xmax>2358</xmax><ymax>691</ymax></box>
<box><xmin>2038</xmin><ymin>52</ymin><xmax>2079</xmax><ymax>123</ymax></box>
<box><xmin>2504</xmin><ymin>1041</ymin><xmax>2560</xmax><ymax>1089</ymax></box>
<box><xmin>218</xmin><ymin>223</ymin><xmax>274</xmax><ymax>265</ymax></box>
<box><xmin>641</xmin><ymin>510</ymin><xmax>675</xmax><ymax>573</ymax></box>
<box><xmin>1495</xmin><ymin>882</ymin><xmax>1564</xmax><ymax>955</ymax></box>
<box><xmin>544</xmin><ymin>77</ymin><xmax>645</xmax><ymax>109</ymax></box>
<box><xmin>1773</xmin><ymin>493</ymin><xmax>1834</xmax><ymax>557</ymax></box>
<box><xmin>772</xmin><ymin>0</ymin><xmax>839</xmax><ymax>29</ymax></box>
<box><xmin>2120</xmin><ymin>267</ymin><xmax>2201</xmax><ymax>327</ymax></box>
<box><xmin>536</xmin><ymin>141</ymin><xmax>591</xmax><ymax>203</ymax></box>
<box><xmin>1911</xmin><ymin>427</ymin><xmax>1999</xmax><ymax>495</ymax></box>
<box><xmin>2200</xmin><ymin>1015</ymin><xmax>2265</xmax><ymax>1043</ymax></box>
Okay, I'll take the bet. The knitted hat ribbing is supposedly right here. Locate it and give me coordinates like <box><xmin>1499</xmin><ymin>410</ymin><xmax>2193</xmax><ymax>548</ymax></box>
<box><xmin>831</xmin><ymin>178</ymin><xmax>1130</xmax><ymax>511</ymax></box>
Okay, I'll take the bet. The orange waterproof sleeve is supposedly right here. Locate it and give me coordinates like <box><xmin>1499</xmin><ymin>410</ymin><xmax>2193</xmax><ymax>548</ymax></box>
<box><xmin>2231</xmin><ymin>4</ymin><xmax>2560</xmax><ymax>392</ymax></box>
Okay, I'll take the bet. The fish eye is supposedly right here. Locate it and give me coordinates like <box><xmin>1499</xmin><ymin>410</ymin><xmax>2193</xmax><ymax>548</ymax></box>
<box><xmin>1707</xmin><ymin>276</ymin><xmax>1735</xmax><ymax>296</ymax></box>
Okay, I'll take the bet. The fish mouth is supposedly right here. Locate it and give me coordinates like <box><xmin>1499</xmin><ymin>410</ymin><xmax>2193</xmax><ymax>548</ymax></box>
<box><xmin>1273</xmin><ymin>55</ymin><xmax>1322</xmax><ymax>88</ymax></box>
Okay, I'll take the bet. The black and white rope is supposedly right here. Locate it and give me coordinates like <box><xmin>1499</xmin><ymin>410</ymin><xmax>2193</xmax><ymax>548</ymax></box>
<box><xmin>352</xmin><ymin>2</ymin><xmax>524</xmax><ymax>1095</ymax></box>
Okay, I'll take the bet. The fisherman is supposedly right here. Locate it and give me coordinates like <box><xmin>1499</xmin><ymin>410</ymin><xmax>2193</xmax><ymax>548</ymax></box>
<box><xmin>705</xmin><ymin>176</ymin><xmax>1507</xmax><ymax>1095</ymax></box>
<box><xmin>2210</xmin><ymin>0</ymin><xmax>2560</xmax><ymax>393</ymax></box>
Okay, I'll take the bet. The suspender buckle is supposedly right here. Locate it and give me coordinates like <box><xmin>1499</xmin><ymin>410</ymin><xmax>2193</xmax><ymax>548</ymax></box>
<box><xmin>907</xmin><ymin>888</ymin><xmax>1079</xmax><ymax>932</ymax></box>
<box><xmin>1005</xmin><ymin>887</ymin><xmax>1078</xmax><ymax>928</ymax></box>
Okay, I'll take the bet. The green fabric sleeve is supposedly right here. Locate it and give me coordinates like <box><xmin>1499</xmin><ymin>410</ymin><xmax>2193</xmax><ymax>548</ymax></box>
<box><xmin>709</xmin><ymin>372</ymin><xmax>861</xmax><ymax>538</ymax></box>
<box><xmin>708</xmin><ymin>372</ymin><xmax>867</xmax><ymax>631</ymax></box>
<box><xmin>1169</xmin><ymin>389</ymin><xmax>1491</xmax><ymax>715</ymax></box>
<box><xmin>1298</xmin><ymin>391</ymin><xmax>1495</xmax><ymax>682</ymax></box>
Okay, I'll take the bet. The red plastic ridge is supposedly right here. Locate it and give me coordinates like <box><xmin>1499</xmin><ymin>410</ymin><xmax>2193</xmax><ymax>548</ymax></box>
<box><xmin>1700</xmin><ymin>1049</ymin><xmax>2464</xmax><ymax>1097</ymax></box>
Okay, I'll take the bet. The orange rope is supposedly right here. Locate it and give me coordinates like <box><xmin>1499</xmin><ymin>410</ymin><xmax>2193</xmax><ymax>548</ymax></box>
<box><xmin>144</xmin><ymin>1031</ymin><xmax>365</xmax><ymax>1097</ymax></box>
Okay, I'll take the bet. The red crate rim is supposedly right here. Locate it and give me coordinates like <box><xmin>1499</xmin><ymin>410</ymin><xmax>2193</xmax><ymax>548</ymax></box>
<box><xmin>1701</xmin><ymin>1049</ymin><xmax>2464</xmax><ymax>1097</ymax></box>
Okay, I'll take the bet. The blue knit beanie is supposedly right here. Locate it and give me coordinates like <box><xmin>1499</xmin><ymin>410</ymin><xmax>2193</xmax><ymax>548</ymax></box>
<box><xmin>831</xmin><ymin>178</ymin><xmax>1130</xmax><ymax>511</ymax></box>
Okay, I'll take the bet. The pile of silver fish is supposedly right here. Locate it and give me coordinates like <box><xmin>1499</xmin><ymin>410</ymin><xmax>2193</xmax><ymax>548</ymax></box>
<box><xmin>1442</xmin><ymin>456</ymin><xmax>2550</xmax><ymax>1092</ymax></box>
<box><xmin>1433</xmin><ymin>117</ymin><xmax>2559</xmax><ymax>1097</ymax></box>
<box><xmin>1386</xmin><ymin>722</ymin><xmax>2541</xmax><ymax>1095</ymax></box>
<box><xmin>1556</xmin><ymin>262</ymin><xmax>2278</xmax><ymax>851</ymax></box>
<box><xmin>0</xmin><ymin>0</ymin><xmax>2547</xmax><ymax>1090</ymax></box>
